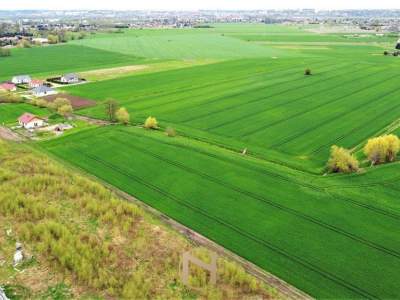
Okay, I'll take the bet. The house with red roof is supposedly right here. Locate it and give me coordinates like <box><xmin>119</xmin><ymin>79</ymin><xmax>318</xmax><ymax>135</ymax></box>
<box><xmin>29</xmin><ymin>79</ymin><xmax>45</xmax><ymax>89</ymax></box>
<box><xmin>18</xmin><ymin>113</ymin><xmax>46</xmax><ymax>129</ymax></box>
<box><xmin>0</xmin><ymin>82</ymin><xmax>17</xmax><ymax>92</ymax></box>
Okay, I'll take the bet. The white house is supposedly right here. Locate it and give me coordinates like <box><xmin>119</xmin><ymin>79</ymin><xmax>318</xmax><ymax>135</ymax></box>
<box><xmin>18</xmin><ymin>113</ymin><xmax>46</xmax><ymax>129</ymax></box>
<box><xmin>60</xmin><ymin>73</ymin><xmax>79</xmax><ymax>84</ymax></box>
<box><xmin>0</xmin><ymin>82</ymin><xmax>17</xmax><ymax>92</ymax></box>
<box><xmin>32</xmin><ymin>37</ymin><xmax>49</xmax><ymax>45</ymax></box>
<box><xmin>31</xmin><ymin>85</ymin><xmax>57</xmax><ymax>97</ymax></box>
<box><xmin>11</xmin><ymin>75</ymin><xmax>31</xmax><ymax>85</ymax></box>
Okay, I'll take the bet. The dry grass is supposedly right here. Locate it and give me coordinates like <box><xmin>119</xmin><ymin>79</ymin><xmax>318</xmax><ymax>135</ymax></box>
<box><xmin>0</xmin><ymin>140</ymin><xmax>281</xmax><ymax>299</ymax></box>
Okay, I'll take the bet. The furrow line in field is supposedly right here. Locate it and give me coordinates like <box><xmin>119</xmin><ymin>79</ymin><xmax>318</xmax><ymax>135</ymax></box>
<box><xmin>178</xmin><ymin>62</ymin><xmax>351</xmax><ymax>123</ymax></box>
<box><xmin>107</xmin><ymin>134</ymin><xmax>400</xmax><ymax>260</ymax></box>
<box><xmin>77</xmin><ymin>150</ymin><xmax>378</xmax><ymax>300</ymax></box>
<box><xmin>269</xmin><ymin>76</ymin><xmax>400</xmax><ymax>149</ymax></box>
<box><xmin>234</xmin><ymin>65</ymin><xmax>388</xmax><ymax>137</ymax></box>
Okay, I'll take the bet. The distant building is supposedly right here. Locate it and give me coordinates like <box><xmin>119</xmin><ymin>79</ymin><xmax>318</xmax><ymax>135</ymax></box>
<box><xmin>0</xmin><ymin>82</ymin><xmax>17</xmax><ymax>92</ymax></box>
<box><xmin>12</xmin><ymin>75</ymin><xmax>31</xmax><ymax>84</ymax></box>
<box><xmin>31</xmin><ymin>85</ymin><xmax>57</xmax><ymax>97</ymax></box>
<box><xmin>60</xmin><ymin>73</ymin><xmax>79</xmax><ymax>84</ymax></box>
<box><xmin>29</xmin><ymin>79</ymin><xmax>45</xmax><ymax>89</ymax></box>
<box><xmin>18</xmin><ymin>113</ymin><xmax>46</xmax><ymax>129</ymax></box>
<box><xmin>32</xmin><ymin>37</ymin><xmax>49</xmax><ymax>45</ymax></box>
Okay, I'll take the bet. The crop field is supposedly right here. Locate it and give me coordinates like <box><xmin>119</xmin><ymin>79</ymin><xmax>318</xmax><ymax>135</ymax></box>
<box><xmin>40</xmin><ymin>126</ymin><xmax>400</xmax><ymax>299</ymax></box>
<box><xmin>0</xmin><ymin>103</ymin><xmax>49</xmax><ymax>124</ymax></box>
<box><xmin>66</xmin><ymin>49</ymin><xmax>400</xmax><ymax>171</ymax></box>
<box><xmin>0</xmin><ymin>44</ymin><xmax>145</xmax><ymax>81</ymax></box>
<box><xmin>26</xmin><ymin>23</ymin><xmax>400</xmax><ymax>298</ymax></box>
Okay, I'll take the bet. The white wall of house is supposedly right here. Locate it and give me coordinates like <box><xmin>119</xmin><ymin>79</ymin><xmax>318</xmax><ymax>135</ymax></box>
<box><xmin>19</xmin><ymin>118</ymin><xmax>45</xmax><ymax>129</ymax></box>
<box><xmin>33</xmin><ymin>90</ymin><xmax>57</xmax><ymax>97</ymax></box>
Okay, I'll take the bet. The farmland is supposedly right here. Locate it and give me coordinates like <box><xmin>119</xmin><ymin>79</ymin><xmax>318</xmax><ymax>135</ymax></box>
<box><xmin>0</xmin><ymin>44</ymin><xmax>146</xmax><ymax>81</ymax></box>
<box><xmin>4</xmin><ymin>23</ymin><xmax>400</xmax><ymax>298</ymax></box>
<box><xmin>0</xmin><ymin>103</ymin><xmax>49</xmax><ymax>125</ymax></box>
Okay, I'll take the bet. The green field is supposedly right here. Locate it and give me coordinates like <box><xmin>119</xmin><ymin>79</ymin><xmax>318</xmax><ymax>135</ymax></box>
<box><xmin>0</xmin><ymin>44</ymin><xmax>146</xmax><ymax>81</ymax></box>
<box><xmin>0</xmin><ymin>103</ymin><xmax>49</xmax><ymax>125</ymax></box>
<box><xmin>40</xmin><ymin>126</ymin><xmax>400</xmax><ymax>299</ymax></box>
<box><xmin>8</xmin><ymin>23</ymin><xmax>399</xmax><ymax>298</ymax></box>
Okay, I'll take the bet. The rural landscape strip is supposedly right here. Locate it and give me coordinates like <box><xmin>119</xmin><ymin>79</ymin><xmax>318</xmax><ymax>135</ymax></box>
<box><xmin>72</xmin><ymin>150</ymin><xmax>380</xmax><ymax>299</ymax></box>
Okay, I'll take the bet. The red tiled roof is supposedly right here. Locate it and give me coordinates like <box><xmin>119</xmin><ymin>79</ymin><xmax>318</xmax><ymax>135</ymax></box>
<box><xmin>0</xmin><ymin>83</ymin><xmax>16</xmax><ymax>90</ymax></box>
<box><xmin>30</xmin><ymin>79</ymin><xmax>44</xmax><ymax>85</ymax></box>
<box><xmin>18</xmin><ymin>113</ymin><xmax>42</xmax><ymax>124</ymax></box>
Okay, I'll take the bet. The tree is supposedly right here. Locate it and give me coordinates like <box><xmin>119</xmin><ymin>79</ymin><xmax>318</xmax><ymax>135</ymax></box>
<box><xmin>144</xmin><ymin>116</ymin><xmax>158</xmax><ymax>129</ymax></box>
<box><xmin>327</xmin><ymin>145</ymin><xmax>359</xmax><ymax>173</ymax></box>
<box><xmin>58</xmin><ymin>104</ymin><xmax>73</xmax><ymax>118</ymax></box>
<box><xmin>48</xmin><ymin>34</ymin><xmax>59</xmax><ymax>44</ymax></box>
<box><xmin>364</xmin><ymin>135</ymin><xmax>400</xmax><ymax>165</ymax></box>
<box><xmin>105</xmin><ymin>99</ymin><xmax>119</xmax><ymax>122</ymax></box>
<box><xmin>35</xmin><ymin>99</ymin><xmax>48</xmax><ymax>108</ymax></box>
<box><xmin>385</xmin><ymin>134</ymin><xmax>400</xmax><ymax>162</ymax></box>
<box><xmin>304</xmin><ymin>68</ymin><xmax>312</xmax><ymax>76</ymax></box>
<box><xmin>115</xmin><ymin>107</ymin><xmax>130</xmax><ymax>125</ymax></box>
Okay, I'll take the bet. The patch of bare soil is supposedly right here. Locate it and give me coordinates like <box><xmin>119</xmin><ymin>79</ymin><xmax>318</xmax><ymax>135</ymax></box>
<box><xmin>42</xmin><ymin>94</ymin><xmax>96</xmax><ymax>109</ymax></box>
<box><xmin>0</xmin><ymin>127</ymin><xmax>23</xmax><ymax>142</ymax></box>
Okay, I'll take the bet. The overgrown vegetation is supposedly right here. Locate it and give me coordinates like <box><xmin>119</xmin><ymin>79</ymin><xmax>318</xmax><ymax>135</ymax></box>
<box><xmin>0</xmin><ymin>140</ymin><xmax>278</xmax><ymax>299</ymax></box>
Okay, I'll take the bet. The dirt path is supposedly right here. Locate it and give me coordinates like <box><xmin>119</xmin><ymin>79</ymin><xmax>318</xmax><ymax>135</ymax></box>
<box><xmin>74</xmin><ymin>115</ymin><xmax>111</xmax><ymax>126</ymax></box>
<box><xmin>0</xmin><ymin>126</ymin><xmax>23</xmax><ymax>142</ymax></box>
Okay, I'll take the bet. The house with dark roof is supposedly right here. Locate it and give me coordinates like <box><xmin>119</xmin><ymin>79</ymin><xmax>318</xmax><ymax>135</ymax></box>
<box><xmin>60</xmin><ymin>73</ymin><xmax>79</xmax><ymax>84</ymax></box>
<box><xmin>31</xmin><ymin>85</ymin><xmax>57</xmax><ymax>97</ymax></box>
<box><xmin>18</xmin><ymin>113</ymin><xmax>46</xmax><ymax>129</ymax></box>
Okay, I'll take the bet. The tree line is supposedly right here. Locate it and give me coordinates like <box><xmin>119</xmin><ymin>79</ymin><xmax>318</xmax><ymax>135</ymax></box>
<box><xmin>327</xmin><ymin>134</ymin><xmax>400</xmax><ymax>173</ymax></box>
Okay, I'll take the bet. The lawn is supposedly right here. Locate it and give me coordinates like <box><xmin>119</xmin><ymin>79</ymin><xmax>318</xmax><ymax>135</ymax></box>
<box><xmin>40</xmin><ymin>125</ymin><xmax>400</xmax><ymax>299</ymax></box>
<box><xmin>0</xmin><ymin>44</ymin><xmax>146</xmax><ymax>81</ymax></box>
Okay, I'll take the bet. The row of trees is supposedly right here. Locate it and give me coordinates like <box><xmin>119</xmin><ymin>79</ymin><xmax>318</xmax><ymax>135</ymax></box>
<box><xmin>327</xmin><ymin>134</ymin><xmax>400</xmax><ymax>173</ymax></box>
<box><xmin>31</xmin><ymin>97</ymin><xmax>73</xmax><ymax>118</ymax></box>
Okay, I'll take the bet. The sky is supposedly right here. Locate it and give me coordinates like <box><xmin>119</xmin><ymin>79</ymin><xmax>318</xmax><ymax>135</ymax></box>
<box><xmin>1</xmin><ymin>0</ymin><xmax>399</xmax><ymax>11</ymax></box>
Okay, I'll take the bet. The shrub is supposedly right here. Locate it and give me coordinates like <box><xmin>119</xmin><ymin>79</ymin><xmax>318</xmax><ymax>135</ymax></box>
<box><xmin>364</xmin><ymin>134</ymin><xmax>400</xmax><ymax>165</ymax></box>
<box><xmin>36</xmin><ymin>99</ymin><xmax>48</xmax><ymax>108</ymax></box>
<box><xmin>48</xmin><ymin>34</ymin><xmax>59</xmax><ymax>44</ymax></box>
<box><xmin>327</xmin><ymin>145</ymin><xmax>359</xmax><ymax>173</ymax></box>
<box><xmin>165</xmin><ymin>127</ymin><xmax>176</xmax><ymax>137</ymax></box>
<box><xmin>304</xmin><ymin>68</ymin><xmax>312</xmax><ymax>76</ymax></box>
<box><xmin>58</xmin><ymin>104</ymin><xmax>73</xmax><ymax>117</ymax></box>
<box><xmin>384</xmin><ymin>50</ymin><xmax>389</xmax><ymax>56</ymax></box>
<box><xmin>144</xmin><ymin>116</ymin><xmax>158</xmax><ymax>129</ymax></box>
<box><xmin>0</xmin><ymin>48</ymin><xmax>11</xmax><ymax>57</ymax></box>
<box><xmin>115</xmin><ymin>107</ymin><xmax>130</xmax><ymax>125</ymax></box>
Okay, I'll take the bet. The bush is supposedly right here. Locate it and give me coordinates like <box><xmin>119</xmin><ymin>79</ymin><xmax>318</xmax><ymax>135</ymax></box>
<box><xmin>304</xmin><ymin>68</ymin><xmax>312</xmax><ymax>76</ymax></box>
<box><xmin>165</xmin><ymin>127</ymin><xmax>176</xmax><ymax>137</ymax></box>
<box><xmin>144</xmin><ymin>116</ymin><xmax>158</xmax><ymax>129</ymax></box>
<box><xmin>384</xmin><ymin>51</ymin><xmax>389</xmax><ymax>56</ymax></box>
<box><xmin>35</xmin><ymin>99</ymin><xmax>48</xmax><ymax>108</ymax></box>
<box><xmin>0</xmin><ymin>48</ymin><xmax>11</xmax><ymax>57</ymax></box>
<box><xmin>58</xmin><ymin>104</ymin><xmax>73</xmax><ymax>117</ymax></box>
<box><xmin>364</xmin><ymin>134</ymin><xmax>400</xmax><ymax>165</ymax></box>
<box><xmin>327</xmin><ymin>145</ymin><xmax>359</xmax><ymax>173</ymax></box>
<box><xmin>115</xmin><ymin>107</ymin><xmax>130</xmax><ymax>125</ymax></box>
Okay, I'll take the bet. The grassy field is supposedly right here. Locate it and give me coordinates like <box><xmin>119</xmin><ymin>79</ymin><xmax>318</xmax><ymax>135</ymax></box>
<box><xmin>5</xmin><ymin>23</ymin><xmax>399</xmax><ymax>298</ymax></box>
<box><xmin>65</xmin><ymin>49</ymin><xmax>400</xmax><ymax>171</ymax></box>
<box><xmin>40</xmin><ymin>126</ymin><xmax>400</xmax><ymax>299</ymax></box>
<box><xmin>0</xmin><ymin>139</ymin><xmax>278</xmax><ymax>299</ymax></box>
<box><xmin>0</xmin><ymin>103</ymin><xmax>49</xmax><ymax>125</ymax></box>
<box><xmin>0</xmin><ymin>44</ymin><xmax>146</xmax><ymax>81</ymax></box>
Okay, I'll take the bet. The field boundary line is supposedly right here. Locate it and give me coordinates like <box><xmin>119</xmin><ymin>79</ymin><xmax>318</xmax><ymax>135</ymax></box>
<box><xmin>35</xmin><ymin>144</ymin><xmax>311</xmax><ymax>300</ymax></box>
